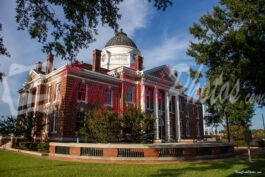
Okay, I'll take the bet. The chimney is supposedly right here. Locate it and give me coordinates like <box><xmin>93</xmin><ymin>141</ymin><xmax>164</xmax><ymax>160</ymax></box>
<box><xmin>92</xmin><ymin>49</ymin><xmax>101</xmax><ymax>72</ymax></box>
<box><xmin>196</xmin><ymin>88</ymin><xmax>201</xmax><ymax>100</ymax></box>
<box><xmin>135</xmin><ymin>55</ymin><xmax>143</xmax><ymax>71</ymax></box>
<box><xmin>45</xmin><ymin>54</ymin><xmax>54</xmax><ymax>74</ymax></box>
<box><xmin>35</xmin><ymin>61</ymin><xmax>42</xmax><ymax>72</ymax></box>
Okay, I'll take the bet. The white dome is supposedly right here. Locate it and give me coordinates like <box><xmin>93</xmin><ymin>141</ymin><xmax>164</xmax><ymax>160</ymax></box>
<box><xmin>100</xmin><ymin>30</ymin><xmax>142</xmax><ymax>70</ymax></box>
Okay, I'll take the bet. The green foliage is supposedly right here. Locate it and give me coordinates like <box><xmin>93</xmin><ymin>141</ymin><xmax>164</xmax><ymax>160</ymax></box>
<box><xmin>0</xmin><ymin>23</ymin><xmax>10</xmax><ymax>57</ymax></box>
<box><xmin>187</xmin><ymin>0</ymin><xmax>265</xmax><ymax>103</ymax></box>
<box><xmin>19</xmin><ymin>142</ymin><xmax>38</xmax><ymax>151</ymax></box>
<box><xmin>252</xmin><ymin>129</ymin><xmax>265</xmax><ymax>140</ymax></box>
<box><xmin>81</xmin><ymin>106</ymin><xmax>155</xmax><ymax>143</ymax></box>
<box><xmin>37</xmin><ymin>142</ymin><xmax>49</xmax><ymax>152</ymax></box>
<box><xmin>16</xmin><ymin>112</ymin><xmax>45</xmax><ymax>141</ymax></box>
<box><xmin>121</xmin><ymin>105</ymin><xmax>155</xmax><ymax>143</ymax></box>
<box><xmin>0</xmin><ymin>116</ymin><xmax>18</xmax><ymax>136</ymax></box>
<box><xmin>18</xmin><ymin>142</ymin><xmax>49</xmax><ymax>152</ymax></box>
<box><xmin>81</xmin><ymin>107</ymin><xmax>121</xmax><ymax>143</ymax></box>
<box><xmin>257</xmin><ymin>140</ymin><xmax>265</xmax><ymax>147</ymax></box>
<box><xmin>0</xmin><ymin>23</ymin><xmax>10</xmax><ymax>82</ymax></box>
<box><xmin>15</xmin><ymin>0</ymin><xmax>172</xmax><ymax>61</ymax></box>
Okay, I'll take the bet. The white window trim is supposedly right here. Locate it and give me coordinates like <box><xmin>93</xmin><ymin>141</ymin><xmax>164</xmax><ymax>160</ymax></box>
<box><xmin>126</xmin><ymin>86</ymin><xmax>134</xmax><ymax>103</ymax></box>
<box><xmin>104</xmin><ymin>89</ymin><xmax>113</xmax><ymax>106</ymax></box>
<box><xmin>47</xmin><ymin>86</ymin><xmax>51</xmax><ymax>103</ymax></box>
<box><xmin>77</xmin><ymin>82</ymin><xmax>87</xmax><ymax>102</ymax></box>
<box><xmin>54</xmin><ymin>82</ymin><xmax>60</xmax><ymax>102</ymax></box>
<box><xmin>146</xmin><ymin>89</ymin><xmax>151</xmax><ymax>110</ymax></box>
<box><xmin>52</xmin><ymin>111</ymin><xmax>57</xmax><ymax>133</ymax></box>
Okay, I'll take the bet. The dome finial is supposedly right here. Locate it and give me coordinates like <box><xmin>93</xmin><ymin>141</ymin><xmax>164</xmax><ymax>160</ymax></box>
<box><xmin>120</xmin><ymin>28</ymin><xmax>123</xmax><ymax>33</ymax></box>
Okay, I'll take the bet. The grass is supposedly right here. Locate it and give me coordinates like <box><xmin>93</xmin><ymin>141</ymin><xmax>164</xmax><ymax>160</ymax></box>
<box><xmin>0</xmin><ymin>150</ymin><xmax>265</xmax><ymax>177</ymax></box>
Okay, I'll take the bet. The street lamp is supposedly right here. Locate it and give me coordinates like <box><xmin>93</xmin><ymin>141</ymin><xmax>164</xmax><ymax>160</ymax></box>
<box><xmin>224</xmin><ymin>107</ymin><xmax>230</xmax><ymax>143</ymax></box>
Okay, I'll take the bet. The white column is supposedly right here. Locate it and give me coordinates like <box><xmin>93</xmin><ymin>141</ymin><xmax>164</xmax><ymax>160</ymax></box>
<box><xmin>175</xmin><ymin>95</ymin><xmax>181</xmax><ymax>142</ymax></box>
<box><xmin>165</xmin><ymin>92</ymin><xmax>170</xmax><ymax>142</ymax></box>
<box><xmin>34</xmin><ymin>87</ymin><xmax>39</xmax><ymax>113</ymax></box>
<box><xmin>140</xmin><ymin>81</ymin><xmax>146</xmax><ymax>112</ymax></box>
<box><xmin>27</xmin><ymin>90</ymin><xmax>32</xmax><ymax>111</ymax></box>
<box><xmin>154</xmin><ymin>86</ymin><xmax>159</xmax><ymax>140</ymax></box>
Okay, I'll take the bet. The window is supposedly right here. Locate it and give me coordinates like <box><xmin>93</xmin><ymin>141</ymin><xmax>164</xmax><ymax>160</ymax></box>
<box><xmin>76</xmin><ymin>112</ymin><xmax>85</xmax><ymax>131</ymax></box>
<box><xmin>126</xmin><ymin>86</ymin><xmax>134</xmax><ymax>102</ymax></box>
<box><xmin>146</xmin><ymin>88</ymin><xmax>151</xmax><ymax>109</ymax></box>
<box><xmin>45</xmin><ymin>112</ymin><xmax>49</xmax><ymax>133</ymax></box>
<box><xmin>104</xmin><ymin>88</ymin><xmax>112</xmax><ymax>105</ymax></box>
<box><xmin>158</xmin><ymin>91</ymin><xmax>164</xmax><ymax>111</ymax></box>
<box><xmin>78</xmin><ymin>82</ymin><xmax>86</xmax><ymax>101</ymax></box>
<box><xmin>186</xmin><ymin>121</ymin><xmax>190</xmax><ymax>137</ymax></box>
<box><xmin>193</xmin><ymin>105</ymin><xmax>196</xmax><ymax>115</ymax></box>
<box><xmin>52</xmin><ymin>111</ymin><xmax>57</xmax><ymax>132</ymax></box>
<box><xmin>196</xmin><ymin>105</ymin><xmax>200</xmax><ymax>119</ymax></box>
<box><xmin>169</xmin><ymin>97</ymin><xmax>173</xmax><ymax>113</ymax></box>
<box><xmin>47</xmin><ymin>86</ymin><xmax>51</xmax><ymax>103</ymax></box>
<box><xmin>55</xmin><ymin>83</ymin><xmax>60</xmax><ymax>102</ymax></box>
<box><xmin>196</xmin><ymin>122</ymin><xmax>201</xmax><ymax>137</ymax></box>
<box><xmin>180</xmin><ymin>120</ymin><xmax>184</xmax><ymax>137</ymax></box>
<box><xmin>185</xmin><ymin>103</ymin><xmax>189</xmax><ymax>117</ymax></box>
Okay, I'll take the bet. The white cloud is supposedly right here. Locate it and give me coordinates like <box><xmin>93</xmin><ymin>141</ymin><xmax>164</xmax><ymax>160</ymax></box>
<box><xmin>142</xmin><ymin>36</ymin><xmax>195</xmax><ymax>69</ymax></box>
<box><xmin>118</xmin><ymin>0</ymin><xmax>154</xmax><ymax>36</ymax></box>
<box><xmin>76</xmin><ymin>0</ymin><xmax>154</xmax><ymax>64</ymax></box>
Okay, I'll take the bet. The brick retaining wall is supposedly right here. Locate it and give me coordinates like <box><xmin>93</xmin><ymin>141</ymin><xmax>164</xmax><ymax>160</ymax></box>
<box><xmin>49</xmin><ymin>142</ymin><xmax>234</xmax><ymax>160</ymax></box>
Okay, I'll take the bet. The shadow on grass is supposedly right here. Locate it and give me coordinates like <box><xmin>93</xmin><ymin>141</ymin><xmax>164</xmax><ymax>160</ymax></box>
<box><xmin>148</xmin><ymin>154</ymin><xmax>265</xmax><ymax>177</ymax></box>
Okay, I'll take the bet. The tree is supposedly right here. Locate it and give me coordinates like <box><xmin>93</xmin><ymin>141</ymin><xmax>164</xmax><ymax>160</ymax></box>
<box><xmin>16</xmin><ymin>112</ymin><xmax>45</xmax><ymax>141</ymax></box>
<box><xmin>81</xmin><ymin>107</ymin><xmax>121</xmax><ymax>143</ymax></box>
<box><xmin>121</xmin><ymin>105</ymin><xmax>154</xmax><ymax>143</ymax></box>
<box><xmin>0</xmin><ymin>23</ymin><xmax>10</xmax><ymax>82</ymax></box>
<box><xmin>15</xmin><ymin>0</ymin><xmax>172</xmax><ymax>61</ymax></box>
<box><xmin>0</xmin><ymin>116</ymin><xmax>17</xmax><ymax>136</ymax></box>
<box><xmin>187</xmin><ymin>0</ymin><xmax>265</xmax><ymax>105</ymax></box>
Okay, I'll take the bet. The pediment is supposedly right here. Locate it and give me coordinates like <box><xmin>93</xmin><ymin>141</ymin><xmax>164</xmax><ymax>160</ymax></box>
<box><xmin>23</xmin><ymin>70</ymin><xmax>40</xmax><ymax>86</ymax></box>
<box><xmin>144</xmin><ymin>65</ymin><xmax>174</xmax><ymax>83</ymax></box>
<box><xmin>144</xmin><ymin>65</ymin><xmax>185</xmax><ymax>90</ymax></box>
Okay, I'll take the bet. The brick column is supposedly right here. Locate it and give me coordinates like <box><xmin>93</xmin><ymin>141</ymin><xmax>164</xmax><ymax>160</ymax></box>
<box><xmin>103</xmin><ymin>148</ymin><xmax>118</xmax><ymax>157</ymax></box>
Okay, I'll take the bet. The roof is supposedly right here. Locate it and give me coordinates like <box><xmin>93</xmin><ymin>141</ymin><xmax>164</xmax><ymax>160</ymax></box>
<box><xmin>104</xmin><ymin>29</ymin><xmax>137</xmax><ymax>48</ymax></box>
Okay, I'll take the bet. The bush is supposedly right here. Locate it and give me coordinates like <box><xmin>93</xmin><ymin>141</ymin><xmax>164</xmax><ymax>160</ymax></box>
<box><xmin>37</xmin><ymin>142</ymin><xmax>49</xmax><ymax>152</ymax></box>
<box><xmin>258</xmin><ymin>140</ymin><xmax>265</xmax><ymax>147</ymax></box>
<box><xmin>236</xmin><ymin>140</ymin><xmax>248</xmax><ymax>147</ymax></box>
<box><xmin>18</xmin><ymin>142</ymin><xmax>49</xmax><ymax>152</ymax></box>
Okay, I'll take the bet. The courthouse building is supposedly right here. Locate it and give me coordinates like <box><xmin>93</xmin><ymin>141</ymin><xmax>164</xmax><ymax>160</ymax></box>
<box><xmin>17</xmin><ymin>30</ymin><xmax>204</xmax><ymax>142</ymax></box>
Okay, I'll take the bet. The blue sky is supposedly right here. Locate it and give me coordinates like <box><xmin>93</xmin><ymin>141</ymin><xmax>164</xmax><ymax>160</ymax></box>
<box><xmin>0</xmin><ymin>0</ymin><xmax>264</xmax><ymax>130</ymax></box>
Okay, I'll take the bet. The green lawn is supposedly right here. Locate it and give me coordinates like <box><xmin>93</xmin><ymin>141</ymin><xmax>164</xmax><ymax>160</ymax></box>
<box><xmin>0</xmin><ymin>150</ymin><xmax>264</xmax><ymax>177</ymax></box>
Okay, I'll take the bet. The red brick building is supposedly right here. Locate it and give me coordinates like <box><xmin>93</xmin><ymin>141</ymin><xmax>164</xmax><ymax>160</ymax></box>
<box><xmin>17</xmin><ymin>30</ymin><xmax>204</xmax><ymax>142</ymax></box>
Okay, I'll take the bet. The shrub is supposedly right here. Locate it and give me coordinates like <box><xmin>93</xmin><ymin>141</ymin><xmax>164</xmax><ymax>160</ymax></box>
<box><xmin>18</xmin><ymin>142</ymin><xmax>49</xmax><ymax>152</ymax></box>
<box><xmin>258</xmin><ymin>140</ymin><xmax>265</xmax><ymax>147</ymax></box>
<box><xmin>37</xmin><ymin>142</ymin><xmax>49</xmax><ymax>152</ymax></box>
